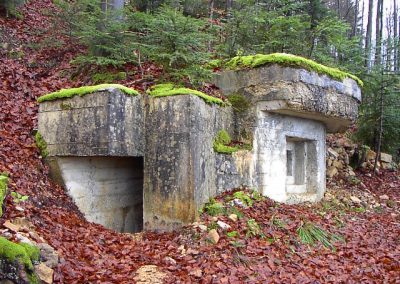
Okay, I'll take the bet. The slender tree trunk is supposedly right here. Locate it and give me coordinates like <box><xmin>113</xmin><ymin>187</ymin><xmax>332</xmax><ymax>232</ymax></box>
<box><xmin>208</xmin><ymin>0</ymin><xmax>214</xmax><ymax>52</ymax></box>
<box><xmin>226</xmin><ymin>0</ymin><xmax>233</xmax><ymax>13</ymax></box>
<box><xmin>353</xmin><ymin>0</ymin><xmax>359</xmax><ymax>36</ymax></box>
<box><xmin>375</xmin><ymin>0</ymin><xmax>384</xmax><ymax>66</ymax></box>
<box><xmin>373</xmin><ymin>71</ymin><xmax>385</xmax><ymax>175</ymax></box>
<box><xmin>365</xmin><ymin>0</ymin><xmax>374</xmax><ymax>68</ymax></box>
<box><xmin>394</xmin><ymin>0</ymin><xmax>398</xmax><ymax>71</ymax></box>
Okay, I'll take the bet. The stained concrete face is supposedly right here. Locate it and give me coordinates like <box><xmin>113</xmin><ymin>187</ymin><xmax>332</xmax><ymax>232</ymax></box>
<box><xmin>255</xmin><ymin>111</ymin><xmax>325</xmax><ymax>203</ymax></box>
<box><xmin>54</xmin><ymin>156</ymin><xmax>143</xmax><ymax>232</ymax></box>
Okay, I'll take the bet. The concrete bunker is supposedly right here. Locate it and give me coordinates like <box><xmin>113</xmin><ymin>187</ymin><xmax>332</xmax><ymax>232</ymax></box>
<box><xmin>37</xmin><ymin>55</ymin><xmax>362</xmax><ymax>231</ymax></box>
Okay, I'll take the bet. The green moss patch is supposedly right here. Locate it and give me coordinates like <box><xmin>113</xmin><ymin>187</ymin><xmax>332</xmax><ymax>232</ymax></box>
<box><xmin>0</xmin><ymin>174</ymin><xmax>8</xmax><ymax>217</ymax></box>
<box><xmin>34</xmin><ymin>132</ymin><xmax>48</xmax><ymax>158</ymax></box>
<box><xmin>0</xmin><ymin>237</ymin><xmax>39</xmax><ymax>271</ymax></box>
<box><xmin>213</xmin><ymin>53</ymin><xmax>363</xmax><ymax>87</ymax></box>
<box><xmin>37</xmin><ymin>84</ymin><xmax>139</xmax><ymax>103</ymax></box>
<box><xmin>213</xmin><ymin>130</ymin><xmax>252</xmax><ymax>154</ymax></box>
<box><xmin>147</xmin><ymin>83</ymin><xmax>226</xmax><ymax>106</ymax></box>
<box><xmin>213</xmin><ymin>130</ymin><xmax>238</xmax><ymax>154</ymax></box>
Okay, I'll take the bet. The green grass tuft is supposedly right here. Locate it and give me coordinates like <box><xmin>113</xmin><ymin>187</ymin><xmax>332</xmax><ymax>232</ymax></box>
<box><xmin>214</xmin><ymin>53</ymin><xmax>363</xmax><ymax>87</ymax></box>
<box><xmin>37</xmin><ymin>84</ymin><xmax>139</xmax><ymax>103</ymax></box>
<box><xmin>203</xmin><ymin>198</ymin><xmax>225</xmax><ymax>216</ymax></box>
<box><xmin>297</xmin><ymin>221</ymin><xmax>344</xmax><ymax>251</ymax></box>
<box><xmin>0</xmin><ymin>175</ymin><xmax>8</xmax><ymax>217</ymax></box>
<box><xmin>147</xmin><ymin>83</ymin><xmax>226</xmax><ymax>106</ymax></box>
<box><xmin>34</xmin><ymin>132</ymin><xmax>48</xmax><ymax>158</ymax></box>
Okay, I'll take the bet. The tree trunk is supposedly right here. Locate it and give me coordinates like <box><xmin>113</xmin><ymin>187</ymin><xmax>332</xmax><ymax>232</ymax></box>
<box><xmin>375</xmin><ymin>0</ymin><xmax>383</xmax><ymax>66</ymax></box>
<box><xmin>365</xmin><ymin>0</ymin><xmax>374</xmax><ymax>68</ymax></box>
<box><xmin>353</xmin><ymin>0</ymin><xmax>359</xmax><ymax>36</ymax></box>
<box><xmin>373</xmin><ymin>71</ymin><xmax>385</xmax><ymax>175</ymax></box>
<box><xmin>394</xmin><ymin>0</ymin><xmax>398</xmax><ymax>71</ymax></box>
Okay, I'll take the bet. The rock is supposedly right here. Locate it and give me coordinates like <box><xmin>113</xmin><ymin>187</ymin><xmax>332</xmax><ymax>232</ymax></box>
<box><xmin>379</xmin><ymin>195</ymin><xmax>389</xmax><ymax>200</ymax></box>
<box><xmin>380</xmin><ymin>153</ymin><xmax>392</xmax><ymax>163</ymax></box>
<box><xmin>217</xmin><ymin>221</ymin><xmax>231</xmax><ymax>230</ymax></box>
<box><xmin>35</xmin><ymin>263</ymin><xmax>53</xmax><ymax>284</ymax></box>
<box><xmin>328</xmin><ymin>148</ymin><xmax>339</xmax><ymax>158</ymax></box>
<box><xmin>228</xmin><ymin>214</ymin><xmax>238</xmax><ymax>222</ymax></box>
<box><xmin>207</xmin><ymin>229</ymin><xmax>220</xmax><ymax>244</ymax></box>
<box><xmin>186</xmin><ymin>248</ymin><xmax>199</xmax><ymax>255</ymax></box>
<box><xmin>164</xmin><ymin>256</ymin><xmax>176</xmax><ymax>265</ymax></box>
<box><xmin>348</xmin><ymin>169</ymin><xmax>356</xmax><ymax>176</ymax></box>
<box><xmin>350</xmin><ymin>196</ymin><xmax>362</xmax><ymax>204</ymax></box>
<box><xmin>211</xmin><ymin>217</ymin><xmax>218</xmax><ymax>222</ymax></box>
<box><xmin>15</xmin><ymin>233</ymin><xmax>34</xmax><ymax>245</ymax></box>
<box><xmin>327</xmin><ymin>166</ymin><xmax>338</xmax><ymax>178</ymax></box>
<box><xmin>37</xmin><ymin>243</ymin><xmax>59</xmax><ymax>269</ymax></box>
<box><xmin>13</xmin><ymin>217</ymin><xmax>34</xmax><ymax>230</ymax></box>
<box><xmin>1</xmin><ymin>231</ymin><xmax>12</xmax><ymax>239</ymax></box>
<box><xmin>134</xmin><ymin>265</ymin><xmax>166</xmax><ymax>284</ymax></box>
<box><xmin>15</xmin><ymin>206</ymin><xmax>24</xmax><ymax>212</ymax></box>
<box><xmin>198</xmin><ymin>224</ymin><xmax>207</xmax><ymax>232</ymax></box>
<box><xmin>3</xmin><ymin>220</ymin><xmax>20</xmax><ymax>232</ymax></box>
<box><xmin>177</xmin><ymin>245</ymin><xmax>186</xmax><ymax>255</ymax></box>
<box><xmin>367</xmin><ymin>149</ymin><xmax>376</xmax><ymax>160</ymax></box>
<box><xmin>344</xmin><ymin>153</ymin><xmax>350</xmax><ymax>165</ymax></box>
<box><xmin>332</xmin><ymin>160</ymin><xmax>343</xmax><ymax>169</ymax></box>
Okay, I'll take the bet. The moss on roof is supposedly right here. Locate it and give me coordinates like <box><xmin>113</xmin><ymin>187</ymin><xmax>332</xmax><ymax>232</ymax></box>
<box><xmin>37</xmin><ymin>84</ymin><xmax>139</xmax><ymax>103</ymax></box>
<box><xmin>213</xmin><ymin>53</ymin><xmax>363</xmax><ymax>87</ymax></box>
<box><xmin>147</xmin><ymin>83</ymin><xmax>226</xmax><ymax>106</ymax></box>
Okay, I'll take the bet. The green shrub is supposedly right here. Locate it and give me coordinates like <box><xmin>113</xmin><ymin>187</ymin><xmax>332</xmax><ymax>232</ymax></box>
<box><xmin>140</xmin><ymin>4</ymin><xmax>214</xmax><ymax>86</ymax></box>
<box><xmin>232</xmin><ymin>191</ymin><xmax>253</xmax><ymax>207</ymax></box>
<box><xmin>203</xmin><ymin>198</ymin><xmax>225</xmax><ymax>216</ymax></box>
<box><xmin>0</xmin><ymin>174</ymin><xmax>8</xmax><ymax>217</ymax></box>
<box><xmin>34</xmin><ymin>132</ymin><xmax>48</xmax><ymax>158</ymax></box>
<box><xmin>227</xmin><ymin>231</ymin><xmax>239</xmax><ymax>238</ymax></box>
<box><xmin>246</xmin><ymin>219</ymin><xmax>265</xmax><ymax>238</ymax></box>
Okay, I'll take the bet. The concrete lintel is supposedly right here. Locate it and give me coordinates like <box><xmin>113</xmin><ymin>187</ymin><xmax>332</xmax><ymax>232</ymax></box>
<box><xmin>257</xmin><ymin>100</ymin><xmax>352</xmax><ymax>133</ymax></box>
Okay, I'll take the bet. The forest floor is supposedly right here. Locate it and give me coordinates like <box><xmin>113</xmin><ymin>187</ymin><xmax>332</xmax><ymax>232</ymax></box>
<box><xmin>0</xmin><ymin>1</ymin><xmax>399</xmax><ymax>283</ymax></box>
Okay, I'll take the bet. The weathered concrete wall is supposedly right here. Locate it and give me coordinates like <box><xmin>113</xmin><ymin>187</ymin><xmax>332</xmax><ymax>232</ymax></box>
<box><xmin>54</xmin><ymin>156</ymin><xmax>143</xmax><ymax>232</ymax></box>
<box><xmin>143</xmin><ymin>95</ymin><xmax>233</xmax><ymax>231</ymax></box>
<box><xmin>38</xmin><ymin>89</ymin><xmax>144</xmax><ymax>156</ymax></box>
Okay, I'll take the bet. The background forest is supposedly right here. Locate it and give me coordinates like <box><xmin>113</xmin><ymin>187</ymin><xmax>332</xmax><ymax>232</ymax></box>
<box><xmin>1</xmin><ymin>0</ymin><xmax>399</xmax><ymax>158</ymax></box>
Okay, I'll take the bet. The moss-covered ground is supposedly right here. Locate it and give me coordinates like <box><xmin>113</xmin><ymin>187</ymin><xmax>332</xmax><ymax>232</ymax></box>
<box><xmin>37</xmin><ymin>84</ymin><xmax>139</xmax><ymax>103</ymax></box>
<box><xmin>0</xmin><ymin>237</ymin><xmax>40</xmax><ymax>271</ymax></box>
